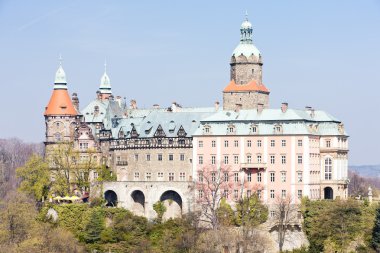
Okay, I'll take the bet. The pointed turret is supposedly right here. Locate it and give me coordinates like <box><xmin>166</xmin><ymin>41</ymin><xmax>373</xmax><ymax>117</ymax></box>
<box><xmin>44</xmin><ymin>57</ymin><xmax>77</xmax><ymax>116</ymax></box>
<box><xmin>98</xmin><ymin>60</ymin><xmax>112</xmax><ymax>100</ymax></box>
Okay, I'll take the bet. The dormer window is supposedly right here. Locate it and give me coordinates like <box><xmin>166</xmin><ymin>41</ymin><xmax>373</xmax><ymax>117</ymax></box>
<box><xmin>227</xmin><ymin>124</ymin><xmax>235</xmax><ymax>135</ymax></box>
<box><xmin>274</xmin><ymin>124</ymin><xmax>283</xmax><ymax>134</ymax></box>
<box><xmin>250</xmin><ymin>124</ymin><xmax>258</xmax><ymax>134</ymax></box>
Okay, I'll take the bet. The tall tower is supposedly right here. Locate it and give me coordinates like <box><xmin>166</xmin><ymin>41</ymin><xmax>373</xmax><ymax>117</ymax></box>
<box><xmin>223</xmin><ymin>14</ymin><xmax>270</xmax><ymax>110</ymax></box>
<box><xmin>44</xmin><ymin>58</ymin><xmax>79</xmax><ymax>148</ymax></box>
<box><xmin>98</xmin><ymin>61</ymin><xmax>112</xmax><ymax>100</ymax></box>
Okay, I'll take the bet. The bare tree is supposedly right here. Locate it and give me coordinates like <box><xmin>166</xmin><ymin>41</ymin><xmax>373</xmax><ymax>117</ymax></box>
<box><xmin>270</xmin><ymin>195</ymin><xmax>300</xmax><ymax>252</ymax></box>
<box><xmin>195</xmin><ymin>164</ymin><xmax>234</xmax><ymax>230</ymax></box>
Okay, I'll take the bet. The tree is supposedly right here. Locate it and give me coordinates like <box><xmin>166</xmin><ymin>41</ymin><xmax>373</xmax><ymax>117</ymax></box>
<box><xmin>195</xmin><ymin>164</ymin><xmax>234</xmax><ymax>230</ymax></box>
<box><xmin>235</xmin><ymin>194</ymin><xmax>268</xmax><ymax>252</ymax></box>
<box><xmin>271</xmin><ymin>195</ymin><xmax>300</xmax><ymax>252</ymax></box>
<box><xmin>16</xmin><ymin>154</ymin><xmax>50</xmax><ymax>201</ymax></box>
<box><xmin>83</xmin><ymin>208</ymin><xmax>105</xmax><ymax>243</ymax></box>
<box><xmin>216</xmin><ymin>198</ymin><xmax>234</xmax><ymax>227</ymax></box>
<box><xmin>372</xmin><ymin>204</ymin><xmax>380</xmax><ymax>251</ymax></box>
<box><xmin>153</xmin><ymin>201</ymin><xmax>167</xmax><ymax>223</ymax></box>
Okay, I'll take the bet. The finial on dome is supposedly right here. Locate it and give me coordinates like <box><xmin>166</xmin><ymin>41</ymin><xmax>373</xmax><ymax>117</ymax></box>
<box><xmin>245</xmin><ymin>10</ymin><xmax>248</xmax><ymax>21</ymax></box>
<box><xmin>104</xmin><ymin>58</ymin><xmax>107</xmax><ymax>73</ymax></box>
<box><xmin>54</xmin><ymin>54</ymin><xmax>67</xmax><ymax>88</ymax></box>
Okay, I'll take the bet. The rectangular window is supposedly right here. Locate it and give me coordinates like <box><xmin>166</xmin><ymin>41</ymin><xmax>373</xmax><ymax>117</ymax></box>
<box><xmin>158</xmin><ymin>172</ymin><xmax>163</xmax><ymax>180</ymax></box>
<box><xmin>224</xmin><ymin>156</ymin><xmax>229</xmax><ymax>164</ymax></box>
<box><xmin>211</xmin><ymin>172</ymin><xmax>216</xmax><ymax>182</ymax></box>
<box><xmin>247</xmin><ymin>190</ymin><xmax>252</xmax><ymax>197</ymax></box>
<box><xmin>146</xmin><ymin>172</ymin><xmax>152</xmax><ymax>181</ymax></box>
<box><xmin>158</xmin><ymin>154</ymin><xmax>163</xmax><ymax>161</ymax></box>
<box><xmin>234</xmin><ymin>155</ymin><xmax>239</xmax><ymax>164</ymax></box>
<box><xmin>134</xmin><ymin>172</ymin><xmax>139</xmax><ymax>180</ymax></box>
<box><xmin>247</xmin><ymin>140</ymin><xmax>252</xmax><ymax>147</ymax></box>
<box><xmin>224</xmin><ymin>172</ymin><xmax>229</xmax><ymax>182</ymax></box>
<box><xmin>270</xmin><ymin>155</ymin><xmax>275</xmax><ymax>164</ymax></box>
<box><xmin>134</xmin><ymin>154</ymin><xmax>138</xmax><ymax>161</ymax></box>
<box><xmin>270</xmin><ymin>210</ymin><xmax>275</xmax><ymax>217</ymax></box>
<box><xmin>212</xmin><ymin>140</ymin><xmax>216</xmax><ymax>147</ymax></box>
<box><xmin>198</xmin><ymin>155</ymin><xmax>203</xmax><ymax>165</ymax></box>
<box><xmin>146</xmin><ymin>154</ymin><xmax>151</xmax><ymax>161</ymax></box>
<box><xmin>281</xmin><ymin>171</ymin><xmax>286</xmax><ymax>182</ymax></box>
<box><xmin>281</xmin><ymin>155</ymin><xmax>286</xmax><ymax>164</ymax></box>
<box><xmin>270</xmin><ymin>190</ymin><xmax>275</xmax><ymax>199</ymax></box>
<box><xmin>257</xmin><ymin>155</ymin><xmax>262</xmax><ymax>164</ymax></box>
<box><xmin>198</xmin><ymin>190</ymin><xmax>203</xmax><ymax>199</ymax></box>
<box><xmin>257</xmin><ymin>172</ymin><xmax>262</xmax><ymax>182</ymax></box>
<box><xmin>211</xmin><ymin>155</ymin><xmax>216</xmax><ymax>164</ymax></box>
<box><xmin>234</xmin><ymin>172</ymin><xmax>239</xmax><ymax>182</ymax></box>
<box><xmin>180</xmin><ymin>153</ymin><xmax>185</xmax><ymax>161</ymax></box>
<box><xmin>282</xmin><ymin>190</ymin><xmax>287</xmax><ymax>198</ymax></box>
<box><xmin>169</xmin><ymin>154</ymin><xmax>174</xmax><ymax>161</ymax></box>
<box><xmin>257</xmin><ymin>140</ymin><xmax>262</xmax><ymax>147</ymax></box>
<box><xmin>247</xmin><ymin>172</ymin><xmax>252</xmax><ymax>182</ymax></box>
<box><xmin>271</xmin><ymin>140</ymin><xmax>275</xmax><ymax>147</ymax></box>
<box><xmin>298</xmin><ymin>140</ymin><xmax>303</xmax><ymax>147</ymax></box>
<box><xmin>93</xmin><ymin>171</ymin><xmax>98</xmax><ymax>180</ymax></box>
<box><xmin>282</xmin><ymin>140</ymin><xmax>286</xmax><ymax>147</ymax></box>
<box><xmin>199</xmin><ymin>140</ymin><xmax>203</xmax><ymax>147</ymax></box>
<box><xmin>180</xmin><ymin>172</ymin><xmax>185</xmax><ymax>181</ymax></box>
<box><xmin>169</xmin><ymin>172</ymin><xmax>174</xmax><ymax>181</ymax></box>
<box><xmin>234</xmin><ymin>189</ymin><xmax>239</xmax><ymax>199</ymax></box>
<box><xmin>224</xmin><ymin>140</ymin><xmax>229</xmax><ymax>147</ymax></box>
<box><xmin>326</xmin><ymin>140</ymin><xmax>331</xmax><ymax>148</ymax></box>
<box><xmin>234</xmin><ymin>140</ymin><xmax>239</xmax><ymax>147</ymax></box>
<box><xmin>270</xmin><ymin>172</ymin><xmax>275</xmax><ymax>182</ymax></box>
<box><xmin>298</xmin><ymin>190</ymin><xmax>303</xmax><ymax>199</ymax></box>
<box><xmin>298</xmin><ymin>155</ymin><xmax>303</xmax><ymax>164</ymax></box>
<box><xmin>247</xmin><ymin>155</ymin><xmax>252</xmax><ymax>164</ymax></box>
<box><xmin>297</xmin><ymin>171</ymin><xmax>303</xmax><ymax>183</ymax></box>
<box><xmin>257</xmin><ymin>190</ymin><xmax>262</xmax><ymax>199</ymax></box>
<box><xmin>198</xmin><ymin>172</ymin><xmax>203</xmax><ymax>182</ymax></box>
<box><xmin>224</xmin><ymin>189</ymin><xmax>229</xmax><ymax>198</ymax></box>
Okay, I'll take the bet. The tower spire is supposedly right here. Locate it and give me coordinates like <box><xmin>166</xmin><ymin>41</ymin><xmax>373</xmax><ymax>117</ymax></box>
<box><xmin>54</xmin><ymin>54</ymin><xmax>67</xmax><ymax>88</ymax></box>
<box><xmin>99</xmin><ymin>60</ymin><xmax>112</xmax><ymax>98</ymax></box>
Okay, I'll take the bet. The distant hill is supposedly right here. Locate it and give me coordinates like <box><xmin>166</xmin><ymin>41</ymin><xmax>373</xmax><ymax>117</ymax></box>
<box><xmin>349</xmin><ymin>165</ymin><xmax>380</xmax><ymax>178</ymax></box>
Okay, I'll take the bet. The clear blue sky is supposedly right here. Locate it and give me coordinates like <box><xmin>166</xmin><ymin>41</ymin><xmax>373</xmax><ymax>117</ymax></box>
<box><xmin>0</xmin><ymin>0</ymin><xmax>379</xmax><ymax>165</ymax></box>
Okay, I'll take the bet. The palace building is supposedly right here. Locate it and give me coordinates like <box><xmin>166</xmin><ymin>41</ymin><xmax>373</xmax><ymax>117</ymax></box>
<box><xmin>44</xmin><ymin>16</ymin><xmax>349</xmax><ymax>219</ymax></box>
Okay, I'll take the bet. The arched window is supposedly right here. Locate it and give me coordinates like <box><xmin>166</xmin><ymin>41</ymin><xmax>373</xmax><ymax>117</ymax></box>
<box><xmin>324</xmin><ymin>158</ymin><xmax>332</xmax><ymax>180</ymax></box>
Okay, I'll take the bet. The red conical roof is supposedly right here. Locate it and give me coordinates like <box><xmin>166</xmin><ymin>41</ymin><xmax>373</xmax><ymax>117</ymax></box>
<box><xmin>44</xmin><ymin>89</ymin><xmax>77</xmax><ymax>116</ymax></box>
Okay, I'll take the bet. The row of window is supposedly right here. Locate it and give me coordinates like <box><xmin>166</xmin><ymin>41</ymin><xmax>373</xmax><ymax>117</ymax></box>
<box><xmin>198</xmin><ymin>139</ymin><xmax>303</xmax><ymax>148</ymax></box>
<box><xmin>197</xmin><ymin>189</ymin><xmax>303</xmax><ymax>200</ymax></box>
<box><xmin>132</xmin><ymin>172</ymin><xmax>186</xmax><ymax>181</ymax></box>
<box><xmin>197</xmin><ymin>171</ymin><xmax>303</xmax><ymax>183</ymax></box>
<box><xmin>198</xmin><ymin>154</ymin><xmax>301</xmax><ymax>165</ymax></box>
<box><xmin>117</xmin><ymin>153</ymin><xmax>186</xmax><ymax>162</ymax></box>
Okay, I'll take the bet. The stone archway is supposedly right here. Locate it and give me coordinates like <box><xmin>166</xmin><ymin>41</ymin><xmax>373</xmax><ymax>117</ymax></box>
<box><xmin>324</xmin><ymin>187</ymin><xmax>334</xmax><ymax>200</ymax></box>
<box><xmin>131</xmin><ymin>190</ymin><xmax>145</xmax><ymax>216</ymax></box>
<box><xmin>160</xmin><ymin>190</ymin><xmax>182</xmax><ymax>220</ymax></box>
<box><xmin>104</xmin><ymin>190</ymin><xmax>118</xmax><ymax>207</ymax></box>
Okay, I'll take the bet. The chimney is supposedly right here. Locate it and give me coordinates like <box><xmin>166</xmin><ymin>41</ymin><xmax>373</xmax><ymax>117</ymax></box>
<box><xmin>257</xmin><ymin>103</ymin><xmax>264</xmax><ymax>114</ymax></box>
<box><xmin>115</xmin><ymin>96</ymin><xmax>122</xmax><ymax>107</ymax></box>
<box><xmin>305</xmin><ymin>106</ymin><xmax>315</xmax><ymax>118</ymax></box>
<box><xmin>130</xmin><ymin>99</ymin><xmax>137</xmax><ymax>109</ymax></box>
<box><xmin>171</xmin><ymin>102</ymin><xmax>177</xmax><ymax>112</ymax></box>
<box><xmin>72</xmin><ymin>93</ymin><xmax>79</xmax><ymax>112</ymax></box>
<box><xmin>153</xmin><ymin>104</ymin><xmax>160</xmax><ymax>109</ymax></box>
<box><xmin>96</xmin><ymin>91</ymin><xmax>101</xmax><ymax>100</ymax></box>
<box><xmin>234</xmin><ymin>103</ymin><xmax>242</xmax><ymax>113</ymax></box>
<box><xmin>109</xmin><ymin>95</ymin><xmax>114</xmax><ymax>101</ymax></box>
<box><xmin>281</xmin><ymin>102</ymin><xmax>288</xmax><ymax>113</ymax></box>
<box><xmin>214</xmin><ymin>101</ymin><xmax>220</xmax><ymax>111</ymax></box>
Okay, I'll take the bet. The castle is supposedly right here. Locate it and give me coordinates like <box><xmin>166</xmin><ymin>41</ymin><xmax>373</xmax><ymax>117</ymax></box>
<box><xmin>44</xmin><ymin>16</ymin><xmax>349</xmax><ymax>219</ymax></box>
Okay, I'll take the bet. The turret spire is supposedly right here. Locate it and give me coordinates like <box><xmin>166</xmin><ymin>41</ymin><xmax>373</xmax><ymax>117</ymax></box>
<box><xmin>54</xmin><ymin>54</ymin><xmax>67</xmax><ymax>89</ymax></box>
<box><xmin>99</xmin><ymin>59</ymin><xmax>112</xmax><ymax>96</ymax></box>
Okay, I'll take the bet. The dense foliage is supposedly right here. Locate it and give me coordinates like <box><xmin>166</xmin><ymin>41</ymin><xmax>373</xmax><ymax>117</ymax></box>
<box><xmin>302</xmin><ymin>198</ymin><xmax>376</xmax><ymax>253</ymax></box>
